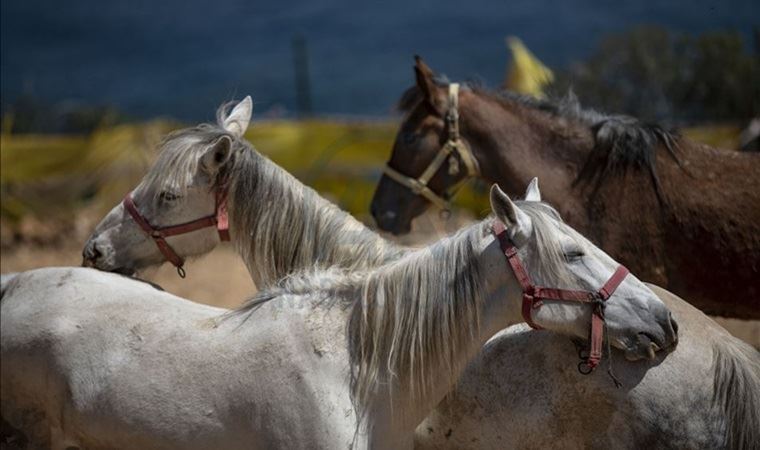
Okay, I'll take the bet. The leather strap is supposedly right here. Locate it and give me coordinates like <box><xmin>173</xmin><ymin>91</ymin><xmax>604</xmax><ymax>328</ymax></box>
<box><xmin>492</xmin><ymin>220</ymin><xmax>629</xmax><ymax>371</ymax></box>
<box><xmin>382</xmin><ymin>83</ymin><xmax>479</xmax><ymax>212</ymax></box>
<box><xmin>383</xmin><ymin>164</ymin><xmax>450</xmax><ymax>209</ymax></box>
<box><xmin>584</xmin><ymin>265</ymin><xmax>628</xmax><ymax>369</ymax></box>
<box><xmin>123</xmin><ymin>188</ymin><xmax>230</xmax><ymax>276</ymax></box>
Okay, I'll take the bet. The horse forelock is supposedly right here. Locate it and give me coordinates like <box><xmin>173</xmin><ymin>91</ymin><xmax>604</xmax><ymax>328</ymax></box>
<box><xmin>515</xmin><ymin>201</ymin><xmax>589</xmax><ymax>290</ymax></box>
<box><xmin>140</xmin><ymin>120</ymin><xmax>247</xmax><ymax>203</ymax></box>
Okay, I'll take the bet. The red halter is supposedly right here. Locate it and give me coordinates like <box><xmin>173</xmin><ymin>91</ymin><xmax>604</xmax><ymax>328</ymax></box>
<box><xmin>123</xmin><ymin>188</ymin><xmax>230</xmax><ymax>278</ymax></box>
<box><xmin>492</xmin><ymin>221</ymin><xmax>629</xmax><ymax>372</ymax></box>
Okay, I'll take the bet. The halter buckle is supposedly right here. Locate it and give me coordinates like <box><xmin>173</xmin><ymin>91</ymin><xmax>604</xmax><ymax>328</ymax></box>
<box><xmin>590</xmin><ymin>295</ymin><xmax>606</xmax><ymax>318</ymax></box>
<box><xmin>523</xmin><ymin>292</ymin><xmax>542</xmax><ymax>309</ymax></box>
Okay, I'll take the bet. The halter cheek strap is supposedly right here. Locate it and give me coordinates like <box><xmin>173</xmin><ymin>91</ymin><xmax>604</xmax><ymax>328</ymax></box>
<box><xmin>383</xmin><ymin>83</ymin><xmax>479</xmax><ymax>212</ymax></box>
<box><xmin>492</xmin><ymin>220</ymin><xmax>629</xmax><ymax>372</ymax></box>
<box><xmin>123</xmin><ymin>188</ymin><xmax>230</xmax><ymax>278</ymax></box>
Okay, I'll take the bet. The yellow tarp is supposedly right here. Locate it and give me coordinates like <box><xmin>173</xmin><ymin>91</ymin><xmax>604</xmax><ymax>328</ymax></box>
<box><xmin>504</xmin><ymin>36</ymin><xmax>554</xmax><ymax>98</ymax></box>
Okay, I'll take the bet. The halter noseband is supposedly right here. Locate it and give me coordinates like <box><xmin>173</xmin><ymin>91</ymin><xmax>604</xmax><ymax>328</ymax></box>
<box><xmin>383</xmin><ymin>83</ymin><xmax>479</xmax><ymax>213</ymax></box>
<box><xmin>492</xmin><ymin>221</ymin><xmax>629</xmax><ymax>373</ymax></box>
<box><xmin>122</xmin><ymin>187</ymin><xmax>230</xmax><ymax>278</ymax></box>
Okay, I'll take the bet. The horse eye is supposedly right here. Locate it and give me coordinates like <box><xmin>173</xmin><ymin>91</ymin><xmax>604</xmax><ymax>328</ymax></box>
<box><xmin>564</xmin><ymin>250</ymin><xmax>585</xmax><ymax>262</ymax></box>
<box><xmin>159</xmin><ymin>191</ymin><xmax>181</xmax><ymax>202</ymax></box>
<box><xmin>401</xmin><ymin>131</ymin><xmax>418</xmax><ymax>145</ymax></box>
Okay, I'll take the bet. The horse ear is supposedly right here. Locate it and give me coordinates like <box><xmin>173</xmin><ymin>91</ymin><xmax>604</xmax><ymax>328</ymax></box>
<box><xmin>201</xmin><ymin>136</ymin><xmax>233</xmax><ymax>176</ymax></box>
<box><xmin>490</xmin><ymin>184</ymin><xmax>532</xmax><ymax>245</ymax></box>
<box><xmin>414</xmin><ymin>55</ymin><xmax>445</xmax><ymax>115</ymax></box>
<box><xmin>223</xmin><ymin>96</ymin><xmax>253</xmax><ymax>138</ymax></box>
<box><xmin>524</xmin><ymin>177</ymin><xmax>541</xmax><ymax>202</ymax></box>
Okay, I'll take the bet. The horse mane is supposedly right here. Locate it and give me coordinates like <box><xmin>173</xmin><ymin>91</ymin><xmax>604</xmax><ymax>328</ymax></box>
<box><xmin>712</xmin><ymin>338</ymin><xmax>760</xmax><ymax>450</ymax></box>
<box><xmin>347</xmin><ymin>221</ymin><xmax>486</xmax><ymax>423</ymax></box>
<box><xmin>478</xmin><ymin>87</ymin><xmax>683</xmax><ymax>202</ymax></box>
<box><xmin>348</xmin><ymin>200</ymin><xmax>584</xmax><ymax>425</ymax></box>
<box><xmin>233</xmin><ymin>200</ymin><xmax>587</xmax><ymax>428</ymax></box>
<box><xmin>397</xmin><ymin>81</ymin><xmax>682</xmax><ymax>202</ymax></box>
<box><xmin>142</xmin><ymin>104</ymin><xmax>406</xmax><ymax>288</ymax></box>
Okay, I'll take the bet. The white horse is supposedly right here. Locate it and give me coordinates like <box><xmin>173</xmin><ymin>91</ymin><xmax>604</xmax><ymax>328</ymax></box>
<box><xmin>83</xmin><ymin>97</ymin><xmax>405</xmax><ymax>286</ymax></box>
<box><xmin>420</xmin><ymin>284</ymin><xmax>760</xmax><ymax>450</ymax></box>
<box><xmin>3</xmin><ymin>183</ymin><xmax>677</xmax><ymax>449</ymax></box>
<box><xmin>80</xmin><ymin>98</ymin><xmax>758</xmax><ymax>449</ymax></box>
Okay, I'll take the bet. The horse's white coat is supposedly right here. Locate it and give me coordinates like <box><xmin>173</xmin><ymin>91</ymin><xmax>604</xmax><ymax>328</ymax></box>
<box><xmin>418</xmin><ymin>284</ymin><xmax>760</xmax><ymax>449</ymax></box>
<box><xmin>2</xmin><ymin>268</ymin><xmax>355</xmax><ymax>450</ymax></box>
<box><xmin>3</xmin><ymin>190</ymin><xmax>679</xmax><ymax>449</ymax></box>
<box><xmin>3</xmin><ymin>269</ymin><xmax>755</xmax><ymax>450</ymax></box>
<box><xmin>70</xmin><ymin>98</ymin><xmax>758</xmax><ymax>449</ymax></box>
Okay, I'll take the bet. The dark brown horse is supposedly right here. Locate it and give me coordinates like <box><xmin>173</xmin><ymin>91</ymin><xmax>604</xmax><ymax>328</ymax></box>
<box><xmin>371</xmin><ymin>57</ymin><xmax>760</xmax><ymax>320</ymax></box>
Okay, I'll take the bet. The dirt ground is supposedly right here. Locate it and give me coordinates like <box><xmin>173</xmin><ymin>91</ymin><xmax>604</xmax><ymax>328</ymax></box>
<box><xmin>1</xmin><ymin>217</ymin><xmax>758</xmax><ymax>349</ymax></box>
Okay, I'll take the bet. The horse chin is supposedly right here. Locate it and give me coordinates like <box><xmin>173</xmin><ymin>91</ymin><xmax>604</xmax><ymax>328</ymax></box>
<box><xmin>110</xmin><ymin>266</ymin><xmax>138</xmax><ymax>277</ymax></box>
<box><xmin>374</xmin><ymin>215</ymin><xmax>412</xmax><ymax>236</ymax></box>
<box><xmin>622</xmin><ymin>332</ymin><xmax>663</xmax><ymax>361</ymax></box>
<box><xmin>81</xmin><ymin>257</ymin><xmax>136</xmax><ymax>278</ymax></box>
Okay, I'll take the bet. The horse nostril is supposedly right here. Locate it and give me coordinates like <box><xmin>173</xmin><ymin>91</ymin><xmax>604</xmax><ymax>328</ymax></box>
<box><xmin>669</xmin><ymin>313</ymin><xmax>679</xmax><ymax>339</ymax></box>
<box><xmin>82</xmin><ymin>242</ymin><xmax>103</xmax><ymax>266</ymax></box>
<box><xmin>372</xmin><ymin>208</ymin><xmax>399</xmax><ymax>232</ymax></box>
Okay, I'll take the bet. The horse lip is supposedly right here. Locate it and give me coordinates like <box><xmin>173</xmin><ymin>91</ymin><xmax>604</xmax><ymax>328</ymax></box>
<box><xmin>639</xmin><ymin>331</ymin><xmax>664</xmax><ymax>350</ymax></box>
<box><xmin>110</xmin><ymin>266</ymin><xmax>137</xmax><ymax>277</ymax></box>
<box><xmin>622</xmin><ymin>332</ymin><xmax>664</xmax><ymax>361</ymax></box>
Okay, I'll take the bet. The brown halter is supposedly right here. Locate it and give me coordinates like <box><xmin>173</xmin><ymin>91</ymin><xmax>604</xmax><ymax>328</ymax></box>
<box><xmin>123</xmin><ymin>188</ymin><xmax>230</xmax><ymax>278</ymax></box>
<box><xmin>492</xmin><ymin>220</ymin><xmax>629</xmax><ymax>378</ymax></box>
<box><xmin>383</xmin><ymin>83</ymin><xmax>479</xmax><ymax>213</ymax></box>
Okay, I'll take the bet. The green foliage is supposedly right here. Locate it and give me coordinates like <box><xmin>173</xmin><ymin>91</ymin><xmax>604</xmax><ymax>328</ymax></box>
<box><xmin>555</xmin><ymin>27</ymin><xmax>760</xmax><ymax>122</ymax></box>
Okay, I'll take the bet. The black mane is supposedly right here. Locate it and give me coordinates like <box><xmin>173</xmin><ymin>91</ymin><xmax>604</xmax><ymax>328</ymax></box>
<box><xmin>489</xmin><ymin>89</ymin><xmax>681</xmax><ymax>201</ymax></box>
<box><xmin>397</xmin><ymin>81</ymin><xmax>681</xmax><ymax>202</ymax></box>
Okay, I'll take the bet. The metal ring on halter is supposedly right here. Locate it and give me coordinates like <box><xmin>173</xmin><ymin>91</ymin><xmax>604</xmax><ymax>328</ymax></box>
<box><xmin>577</xmin><ymin>346</ymin><xmax>590</xmax><ymax>361</ymax></box>
<box><xmin>122</xmin><ymin>185</ymin><xmax>230</xmax><ymax>279</ymax></box>
<box><xmin>578</xmin><ymin>360</ymin><xmax>594</xmax><ymax>375</ymax></box>
<box><xmin>492</xmin><ymin>221</ymin><xmax>630</xmax><ymax>384</ymax></box>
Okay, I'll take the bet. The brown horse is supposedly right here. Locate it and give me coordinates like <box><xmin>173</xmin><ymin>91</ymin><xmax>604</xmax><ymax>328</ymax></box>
<box><xmin>371</xmin><ymin>57</ymin><xmax>760</xmax><ymax>320</ymax></box>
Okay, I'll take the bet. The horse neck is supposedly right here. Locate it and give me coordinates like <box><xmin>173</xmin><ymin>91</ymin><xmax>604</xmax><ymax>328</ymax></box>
<box><xmin>228</xmin><ymin>150</ymin><xmax>405</xmax><ymax>288</ymax></box>
<box><xmin>351</xmin><ymin>221</ymin><xmax>524</xmax><ymax>438</ymax></box>
<box><xmin>460</xmin><ymin>91</ymin><xmax>594</xmax><ymax>212</ymax></box>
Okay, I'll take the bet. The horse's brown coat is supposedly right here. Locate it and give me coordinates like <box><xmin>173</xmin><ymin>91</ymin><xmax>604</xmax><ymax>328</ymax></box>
<box><xmin>372</xmin><ymin>59</ymin><xmax>760</xmax><ymax>319</ymax></box>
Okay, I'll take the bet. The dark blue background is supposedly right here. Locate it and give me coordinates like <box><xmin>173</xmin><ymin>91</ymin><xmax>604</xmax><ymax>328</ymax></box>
<box><xmin>2</xmin><ymin>0</ymin><xmax>757</xmax><ymax>120</ymax></box>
